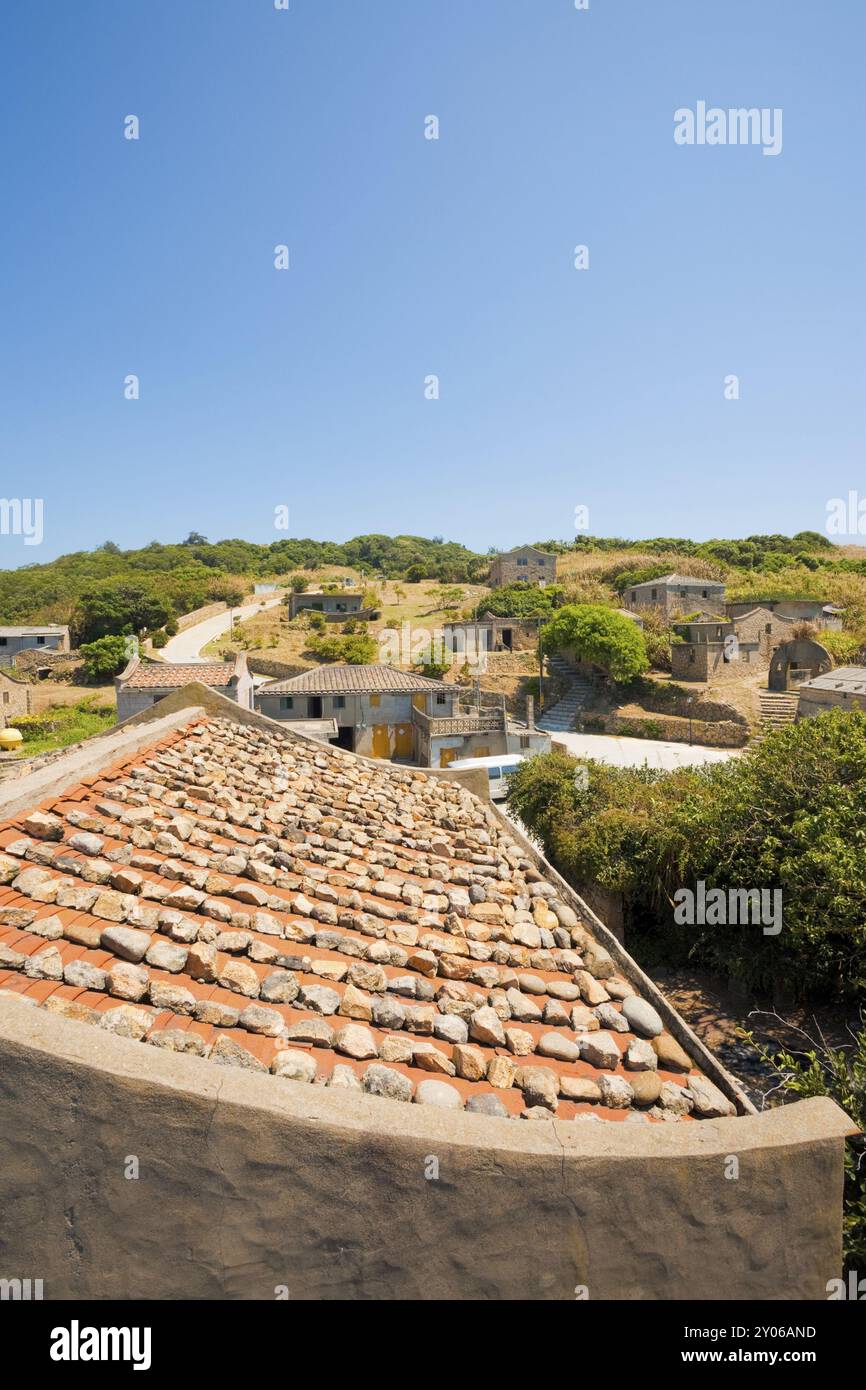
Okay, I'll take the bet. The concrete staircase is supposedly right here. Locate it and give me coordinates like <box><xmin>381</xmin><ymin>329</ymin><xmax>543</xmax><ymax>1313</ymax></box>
<box><xmin>538</xmin><ymin>658</ymin><xmax>593</xmax><ymax>733</ymax></box>
<box><xmin>752</xmin><ymin>690</ymin><xmax>799</xmax><ymax>745</ymax></box>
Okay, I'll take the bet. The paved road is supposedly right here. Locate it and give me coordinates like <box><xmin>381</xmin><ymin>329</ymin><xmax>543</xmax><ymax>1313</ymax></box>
<box><xmin>550</xmin><ymin>730</ymin><xmax>739</xmax><ymax>771</ymax></box>
<box><xmin>162</xmin><ymin>597</ymin><xmax>283</xmax><ymax>664</ymax></box>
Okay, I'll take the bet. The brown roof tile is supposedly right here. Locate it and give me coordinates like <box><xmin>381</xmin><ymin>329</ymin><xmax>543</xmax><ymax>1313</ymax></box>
<box><xmin>0</xmin><ymin>711</ymin><xmax>743</xmax><ymax>1125</ymax></box>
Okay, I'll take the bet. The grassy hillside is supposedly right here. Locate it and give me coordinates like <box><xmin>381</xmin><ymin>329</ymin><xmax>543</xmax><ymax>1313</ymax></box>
<box><xmin>4</xmin><ymin>529</ymin><xmax>866</xmax><ymax>652</ymax></box>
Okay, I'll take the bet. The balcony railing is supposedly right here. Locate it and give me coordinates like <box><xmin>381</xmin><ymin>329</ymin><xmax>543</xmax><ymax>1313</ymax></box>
<box><xmin>412</xmin><ymin>697</ymin><xmax>506</xmax><ymax>738</ymax></box>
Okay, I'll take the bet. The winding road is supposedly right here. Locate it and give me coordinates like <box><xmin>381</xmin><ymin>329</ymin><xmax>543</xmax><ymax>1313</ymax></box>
<box><xmin>162</xmin><ymin>597</ymin><xmax>283</xmax><ymax>664</ymax></box>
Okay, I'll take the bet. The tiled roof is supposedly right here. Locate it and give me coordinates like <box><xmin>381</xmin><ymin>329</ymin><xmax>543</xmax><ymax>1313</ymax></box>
<box><xmin>261</xmin><ymin>664</ymin><xmax>452</xmax><ymax>695</ymax></box>
<box><xmin>122</xmin><ymin>662</ymin><xmax>239</xmax><ymax>690</ymax></box>
<box><xmin>0</xmin><ymin>625</ymin><xmax>68</xmax><ymax>636</ymax></box>
<box><xmin>0</xmin><ymin>712</ymin><xmax>739</xmax><ymax>1124</ymax></box>
<box><xmin>633</xmin><ymin>574</ymin><xmax>724</xmax><ymax>588</ymax></box>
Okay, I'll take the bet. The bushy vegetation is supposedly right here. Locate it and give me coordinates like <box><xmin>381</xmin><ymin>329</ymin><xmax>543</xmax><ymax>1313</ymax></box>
<box><xmin>745</xmin><ymin>1017</ymin><xmax>866</xmax><ymax>1270</ymax></box>
<box><xmin>477</xmin><ymin>584</ymin><xmax>564</xmax><ymax>619</ymax></box>
<box><xmin>0</xmin><ymin>534</ymin><xmax>487</xmax><ymax>644</ymax></box>
<box><xmin>506</xmin><ymin>709</ymin><xmax>866</xmax><ymax>1003</ymax></box>
<box><xmin>79</xmin><ymin>634</ymin><xmax>131</xmax><ymax>681</ymax></box>
<box><xmin>11</xmin><ymin>700</ymin><xmax>115</xmax><ymax>754</ymax></box>
<box><xmin>542</xmin><ymin>604</ymin><xmax>649</xmax><ymax>682</ymax></box>
<box><xmin>307</xmin><ymin>633</ymin><xmax>378</xmax><ymax>664</ymax></box>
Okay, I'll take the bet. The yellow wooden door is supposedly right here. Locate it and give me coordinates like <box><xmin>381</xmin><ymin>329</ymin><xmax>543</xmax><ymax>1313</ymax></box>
<box><xmin>412</xmin><ymin>693</ymin><xmax>426</xmax><ymax>712</ymax></box>
<box><xmin>371</xmin><ymin>724</ymin><xmax>391</xmax><ymax>759</ymax></box>
<box><xmin>473</xmin><ymin>746</ymin><xmax>491</xmax><ymax>759</ymax></box>
<box><xmin>394</xmin><ymin>723</ymin><xmax>414</xmax><ymax>758</ymax></box>
<box><xmin>439</xmin><ymin>747</ymin><xmax>459</xmax><ymax>768</ymax></box>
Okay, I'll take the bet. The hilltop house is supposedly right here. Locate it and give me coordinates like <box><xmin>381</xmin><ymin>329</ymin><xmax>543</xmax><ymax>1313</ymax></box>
<box><xmin>623</xmin><ymin>574</ymin><xmax>725</xmax><ymax>618</ymax></box>
<box><xmin>488</xmin><ymin>546</ymin><xmax>557</xmax><ymax>588</ymax></box>
<box><xmin>0</xmin><ymin>625</ymin><xmax>70</xmax><ymax>661</ymax></box>
<box><xmin>115</xmin><ymin>656</ymin><xmax>254</xmax><ymax>722</ymax></box>
<box><xmin>288</xmin><ymin>590</ymin><xmax>375</xmax><ymax>621</ymax></box>
<box><xmin>256</xmin><ymin>663</ymin><xmax>547</xmax><ymax>767</ymax></box>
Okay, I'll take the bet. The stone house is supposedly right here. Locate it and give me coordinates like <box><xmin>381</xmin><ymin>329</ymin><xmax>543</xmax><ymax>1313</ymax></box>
<box><xmin>443</xmin><ymin>615</ymin><xmax>541</xmax><ymax>661</ymax></box>
<box><xmin>488</xmin><ymin>546</ymin><xmax>557</xmax><ymax>588</ymax></box>
<box><xmin>288</xmin><ymin>590</ymin><xmax>374</xmax><ymax>621</ymax></box>
<box><xmin>797</xmin><ymin>665</ymin><xmax>866</xmax><ymax>718</ymax></box>
<box><xmin>727</xmin><ymin>598</ymin><xmax>844</xmax><ymax>631</ymax></box>
<box><xmin>0</xmin><ymin>669</ymin><xmax>31</xmax><ymax>727</ymax></box>
<box><xmin>256</xmin><ymin>663</ymin><xmax>542</xmax><ymax>767</ymax></box>
<box><xmin>0</xmin><ymin>687</ymin><xmax>855</xmax><ymax>1300</ymax></box>
<box><xmin>115</xmin><ymin>656</ymin><xmax>254</xmax><ymax>723</ymax></box>
<box><xmin>623</xmin><ymin>574</ymin><xmax>725</xmax><ymax>618</ymax></box>
<box><xmin>0</xmin><ymin>625</ymin><xmax>70</xmax><ymax>660</ymax></box>
<box><xmin>670</xmin><ymin>619</ymin><xmax>760</xmax><ymax>683</ymax></box>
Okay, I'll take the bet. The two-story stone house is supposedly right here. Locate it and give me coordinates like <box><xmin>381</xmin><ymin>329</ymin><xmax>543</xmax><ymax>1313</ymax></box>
<box><xmin>488</xmin><ymin>546</ymin><xmax>557</xmax><ymax>588</ymax></box>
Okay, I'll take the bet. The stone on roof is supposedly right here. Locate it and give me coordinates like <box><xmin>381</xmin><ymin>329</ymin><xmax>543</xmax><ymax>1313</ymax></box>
<box><xmin>120</xmin><ymin>660</ymin><xmax>240</xmax><ymax>690</ymax></box>
<box><xmin>0</xmin><ymin>700</ymin><xmax>745</xmax><ymax>1125</ymax></box>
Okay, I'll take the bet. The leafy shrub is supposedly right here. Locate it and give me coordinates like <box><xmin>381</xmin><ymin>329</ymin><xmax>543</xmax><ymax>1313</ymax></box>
<box><xmin>744</xmin><ymin>1016</ymin><xmax>866</xmax><ymax>1270</ymax></box>
<box><xmin>542</xmin><ymin>604</ymin><xmax>649</xmax><ymax>682</ymax></box>
<box><xmin>80</xmin><ymin>634</ymin><xmax>130</xmax><ymax>681</ymax></box>
<box><xmin>506</xmin><ymin>709</ymin><xmax>866</xmax><ymax>1003</ymax></box>
<box><xmin>150</xmin><ymin>629</ymin><xmax>169</xmax><ymax>649</ymax></box>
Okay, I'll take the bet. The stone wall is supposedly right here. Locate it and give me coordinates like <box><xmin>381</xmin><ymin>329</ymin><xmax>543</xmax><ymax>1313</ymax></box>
<box><xmin>0</xmin><ymin>1000</ymin><xmax>852</xmax><ymax>1300</ymax></box>
<box><xmin>602</xmin><ymin>713</ymin><xmax>749</xmax><ymax>748</ymax></box>
<box><xmin>175</xmin><ymin>601</ymin><xmax>229</xmax><ymax>632</ymax></box>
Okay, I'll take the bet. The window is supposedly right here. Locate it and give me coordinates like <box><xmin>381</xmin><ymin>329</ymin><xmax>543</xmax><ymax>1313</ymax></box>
<box><xmin>37</xmin><ymin>636</ymin><xmax>45</xmax><ymax>645</ymax></box>
<box><xmin>333</xmin><ymin>696</ymin><xmax>346</xmax><ymax>709</ymax></box>
<box><xmin>0</xmin><ymin>638</ymin><xmax>7</xmax><ymax>646</ymax></box>
<box><xmin>279</xmin><ymin>697</ymin><xmax>294</xmax><ymax>711</ymax></box>
<box><xmin>517</xmin><ymin>557</ymin><xmax>528</xmax><ymax>566</ymax></box>
<box><xmin>689</xmin><ymin>650</ymin><xmax>695</xmax><ymax>663</ymax></box>
<box><xmin>487</xmin><ymin>767</ymin><xmax>503</xmax><ymax>781</ymax></box>
<box><xmin>651</xmin><ymin>589</ymin><xmax>657</xmax><ymax>600</ymax></box>
<box><xmin>370</xmin><ymin>694</ymin><xmax>381</xmax><ymax>707</ymax></box>
<box><xmin>435</xmin><ymin>694</ymin><xmax>447</xmax><ymax>706</ymax></box>
<box><xmin>2</xmin><ymin>691</ymin><xmax>8</xmax><ymax>704</ymax></box>
<box><xmin>702</xmin><ymin>589</ymin><xmax>708</xmax><ymax>598</ymax></box>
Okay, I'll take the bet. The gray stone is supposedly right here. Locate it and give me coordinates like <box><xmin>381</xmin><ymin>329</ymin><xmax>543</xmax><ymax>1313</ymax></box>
<box><xmin>363</xmin><ymin>1064</ymin><xmax>414</xmax><ymax>1103</ymax></box>
<box><xmin>579</xmin><ymin>1031</ymin><xmax>621</xmax><ymax>1070</ymax></box>
<box><xmin>239</xmin><ymin>1003</ymin><xmax>286</xmax><ymax>1036</ymax></box>
<box><xmin>536</xmin><ymin>1031</ymin><xmax>580</xmax><ymax>1064</ymax></box>
<box><xmin>465</xmin><ymin>1093</ymin><xmax>509</xmax><ymax>1118</ymax></box>
<box><xmin>414</xmin><ymin>1079</ymin><xmax>463</xmax><ymax>1110</ymax></box>
<box><xmin>62</xmin><ymin>960</ymin><xmax>108</xmax><ymax>992</ymax></box>
<box><xmin>100</xmin><ymin>925</ymin><xmax>151</xmax><ymax>963</ymax></box>
<box><xmin>272</xmin><ymin>1049</ymin><xmax>317</xmax><ymax>1083</ymax></box>
<box><xmin>299</xmin><ymin>984</ymin><xmax>340</xmax><ymax>1016</ymax></box>
<box><xmin>145</xmin><ymin>940</ymin><xmax>188</xmax><ymax>973</ymax></box>
<box><xmin>621</xmin><ymin>995</ymin><xmax>664</xmax><ymax>1039</ymax></box>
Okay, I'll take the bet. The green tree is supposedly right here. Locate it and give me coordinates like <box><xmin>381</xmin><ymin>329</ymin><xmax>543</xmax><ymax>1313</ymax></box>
<box><xmin>79</xmin><ymin>634</ymin><xmax>131</xmax><ymax>681</ymax></box>
<box><xmin>77</xmin><ymin>582</ymin><xmax>170</xmax><ymax>643</ymax></box>
<box><xmin>542</xmin><ymin>604</ymin><xmax>649</xmax><ymax>682</ymax></box>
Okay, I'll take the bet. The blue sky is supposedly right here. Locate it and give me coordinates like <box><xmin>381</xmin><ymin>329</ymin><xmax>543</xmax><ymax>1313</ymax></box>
<box><xmin>1</xmin><ymin>0</ymin><xmax>863</xmax><ymax>564</ymax></box>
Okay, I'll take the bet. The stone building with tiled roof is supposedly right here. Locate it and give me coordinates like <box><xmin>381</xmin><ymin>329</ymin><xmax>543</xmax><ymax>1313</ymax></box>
<box><xmin>115</xmin><ymin>654</ymin><xmax>254</xmax><ymax>722</ymax></box>
<box><xmin>0</xmin><ymin>684</ymin><xmax>855</xmax><ymax>1299</ymax></box>
<box><xmin>623</xmin><ymin>573</ymin><xmax>726</xmax><ymax>618</ymax></box>
<box><xmin>256</xmin><ymin>663</ymin><xmax>524</xmax><ymax>767</ymax></box>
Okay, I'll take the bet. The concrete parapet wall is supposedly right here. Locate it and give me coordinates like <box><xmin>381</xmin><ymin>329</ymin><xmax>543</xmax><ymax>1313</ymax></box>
<box><xmin>0</xmin><ymin>1000</ymin><xmax>852</xmax><ymax>1301</ymax></box>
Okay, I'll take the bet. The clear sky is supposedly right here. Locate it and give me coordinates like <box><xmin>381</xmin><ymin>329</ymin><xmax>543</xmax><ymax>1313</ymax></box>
<box><xmin>1</xmin><ymin>0</ymin><xmax>863</xmax><ymax>564</ymax></box>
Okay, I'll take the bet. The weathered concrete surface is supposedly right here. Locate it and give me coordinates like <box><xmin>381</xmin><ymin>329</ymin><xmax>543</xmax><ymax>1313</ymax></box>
<box><xmin>0</xmin><ymin>1000</ymin><xmax>853</xmax><ymax>1301</ymax></box>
